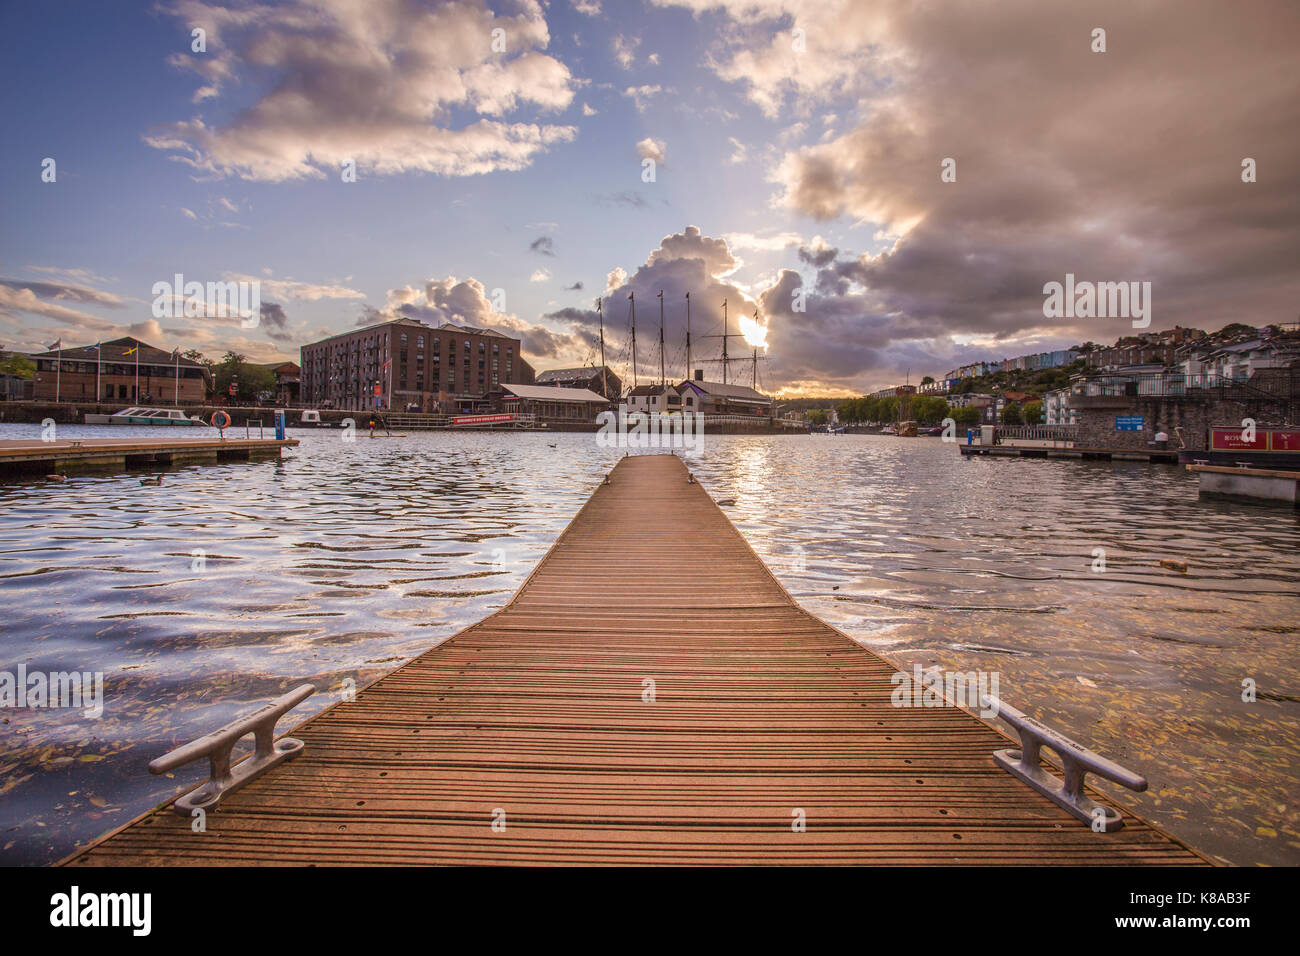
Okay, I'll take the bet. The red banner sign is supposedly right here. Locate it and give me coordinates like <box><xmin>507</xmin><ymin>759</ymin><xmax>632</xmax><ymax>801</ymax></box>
<box><xmin>452</xmin><ymin>413</ymin><xmax>515</xmax><ymax>425</ymax></box>
<box><xmin>1210</xmin><ymin>426</ymin><xmax>1300</xmax><ymax>452</ymax></box>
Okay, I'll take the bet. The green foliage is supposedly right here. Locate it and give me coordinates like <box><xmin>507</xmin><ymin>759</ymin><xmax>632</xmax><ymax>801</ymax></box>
<box><xmin>1000</xmin><ymin>402</ymin><xmax>1024</xmax><ymax>426</ymax></box>
<box><xmin>0</xmin><ymin>352</ymin><xmax>35</xmax><ymax>379</ymax></box>
<box><xmin>807</xmin><ymin>409</ymin><xmax>829</xmax><ymax>426</ymax></box>
<box><xmin>1023</xmin><ymin>401</ymin><xmax>1045</xmax><ymax>425</ymax></box>
<box><xmin>950</xmin><ymin>406</ymin><xmax>981</xmax><ymax>426</ymax></box>
<box><xmin>213</xmin><ymin>352</ymin><xmax>275</xmax><ymax>404</ymax></box>
<box><xmin>910</xmin><ymin>395</ymin><xmax>950</xmax><ymax>424</ymax></box>
<box><xmin>183</xmin><ymin>349</ymin><xmax>213</xmax><ymax>368</ymax></box>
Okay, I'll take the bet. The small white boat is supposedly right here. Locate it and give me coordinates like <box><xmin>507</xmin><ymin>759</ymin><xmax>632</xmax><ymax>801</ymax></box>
<box><xmin>295</xmin><ymin>409</ymin><xmax>337</xmax><ymax>428</ymax></box>
<box><xmin>84</xmin><ymin>407</ymin><xmax>203</xmax><ymax>426</ymax></box>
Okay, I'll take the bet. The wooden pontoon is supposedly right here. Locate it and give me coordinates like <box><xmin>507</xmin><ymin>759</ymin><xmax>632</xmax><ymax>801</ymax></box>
<box><xmin>65</xmin><ymin>454</ymin><xmax>1203</xmax><ymax>865</ymax></box>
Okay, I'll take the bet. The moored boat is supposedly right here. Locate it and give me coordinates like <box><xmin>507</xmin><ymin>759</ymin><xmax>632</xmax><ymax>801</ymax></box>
<box><xmin>84</xmin><ymin>407</ymin><xmax>203</xmax><ymax>426</ymax></box>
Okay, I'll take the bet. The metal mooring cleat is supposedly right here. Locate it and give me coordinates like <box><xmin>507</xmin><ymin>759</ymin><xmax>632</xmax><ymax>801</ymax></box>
<box><xmin>149</xmin><ymin>684</ymin><xmax>315</xmax><ymax>815</ymax></box>
<box><xmin>982</xmin><ymin>696</ymin><xmax>1147</xmax><ymax>832</ymax></box>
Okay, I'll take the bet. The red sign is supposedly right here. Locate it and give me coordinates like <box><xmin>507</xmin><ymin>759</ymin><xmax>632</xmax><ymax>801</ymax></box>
<box><xmin>1269</xmin><ymin>430</ymin><xmax>1300</xmax><ymax>451</ymax></box>
<box><xmin>1210</xmin><ymin>426</ymin><xmax>1300</xmax><ymax>452</ymax></box>
<box><xmin>452</xmin><ymin>413</ymin><xmax>515</xmax><ymax>426</ymax></box>
<box><xmin>373</xmin><ymin>382</ymin><xmax>381</xmax><ymax>396</ymax></box>
<box><xmin>1210</xmin><ymin>427</ymin><xmax>1267</xmax><ymax>451</ymax></box>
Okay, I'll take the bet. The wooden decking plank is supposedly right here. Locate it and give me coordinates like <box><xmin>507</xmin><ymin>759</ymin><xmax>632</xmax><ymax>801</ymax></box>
<box><xmin>64</xmin><ymin>453</ymin><xmax>1205</xmax><ymax>866</ymax></box>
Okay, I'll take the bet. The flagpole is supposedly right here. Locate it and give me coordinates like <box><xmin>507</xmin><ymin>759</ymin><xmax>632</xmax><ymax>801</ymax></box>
<box><xmin>134</xmin><ymin>344</ymin><xmax>139</xmax><ymax>402</ymax></box>
<box><xmin>96</xmin><ymin>344</ymin><xmax>101</xmax><ymax>402</ymax></box>
<box><xmin>174</xmin><ymin>349</ymin><xmax>180</xmax><ymax>405</ymax></box>
<box><xmin>55</xmin><ymin>342</ymin><xmax>61</xmax><ymax>403</ymax></box>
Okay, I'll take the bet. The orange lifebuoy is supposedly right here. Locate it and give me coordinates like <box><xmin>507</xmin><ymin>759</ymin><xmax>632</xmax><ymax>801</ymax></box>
<box><xmin>210</xmin><ymin>410</ymin><xmax>231</xmax><ymax>429</ymax></box>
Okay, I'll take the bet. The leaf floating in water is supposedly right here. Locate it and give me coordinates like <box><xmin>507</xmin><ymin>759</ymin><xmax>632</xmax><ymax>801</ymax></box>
<box><xmin>1077</xmin><ymin>676</ymin><xmax>1098</xmax><ymax>688</ymax></box>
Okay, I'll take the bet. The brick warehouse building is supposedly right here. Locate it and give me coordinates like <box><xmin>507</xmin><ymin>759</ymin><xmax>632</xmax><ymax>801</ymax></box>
<box><xmin>300</xmin><ymin>317</ymin><xmax>535</xmax><ymax>412</ymax></box>
<box><xmin>32</xmin><ymin>336</ymin><xmax>211</xmax><ymax>403</ymax></box>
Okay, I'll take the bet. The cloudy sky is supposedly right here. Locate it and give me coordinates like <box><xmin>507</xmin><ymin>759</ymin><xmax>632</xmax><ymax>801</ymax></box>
<box><xmin>1</xmin><ymin>0</ymin><xmax>1296</xmax><ymax>394</ymax></box>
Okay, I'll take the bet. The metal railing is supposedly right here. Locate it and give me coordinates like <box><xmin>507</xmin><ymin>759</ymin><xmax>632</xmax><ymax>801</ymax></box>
<box><xmin>1070</xmin><ymin>370</ymin><xmax>1300</xmax><ymax>400</ymax></box>
<box><xmin>995</xmin><ymin>424</ymin><xmax>1078</xmax><ymax>444</ymax></box>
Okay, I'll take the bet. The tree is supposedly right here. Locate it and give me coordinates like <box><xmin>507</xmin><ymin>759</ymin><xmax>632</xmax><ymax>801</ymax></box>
<box><xmin>1024</xmin><ymin>401</ymin><xmax>1044</xmax><ymax>425</ymax></box>
<box><xmin>950</xmin><ymin>406</ymin><xmax>981</xmax><ymax>427</ymax></box>
<box><xmin>0</xmin><ymin>352</ymin><xmax>35</xmax><ymax>379</ymax></box>
<box><xmin>920</xmin><ymin>375</ymin><xmax>935</xmax><ymax>386</ymax></box>
<box><xmin>911</xmin><ymin>395</ymin><xmax>950</xmax><ymax>424</ymax></box>
<box><xmin>1001</xmin><ymin>403</ymin><xmax>1024</xmax><ymax>426</ymax></box>
<box><xmin>183</xmin><ymin>348</ymin><xmax>213</xmax><ymax>369</ymax></box>
<box><xmin>808</xmin><ymin>409</ymin><xmax>828</xmax><ymax>426</ymax></box>
<box><xmin>213</xmin><ymin>352</ymin><xmax>275</xmax><ymax>405</ymax></box>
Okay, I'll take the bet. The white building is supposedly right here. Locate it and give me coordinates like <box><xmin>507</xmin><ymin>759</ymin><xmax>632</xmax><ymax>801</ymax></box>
<box><xmin>625</xmin><ymin>384</ymin><xmax>682</xmax><ymax>415</ymax></box>
<box><xmin>1044</xmin><ymin>387</ymin><xmax>1078</xmax><ymax>425</ymax></box>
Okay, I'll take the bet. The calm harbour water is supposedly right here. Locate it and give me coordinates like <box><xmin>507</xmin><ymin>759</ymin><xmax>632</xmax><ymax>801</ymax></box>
<box><xmin>1</xmin><ymin>425</ymin><xmax>1296</xmax><ymax>865</ymax></box>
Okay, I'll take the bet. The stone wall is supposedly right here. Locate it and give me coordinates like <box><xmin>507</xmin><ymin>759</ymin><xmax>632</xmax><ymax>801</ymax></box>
<box><xmin>1076</xmin><ymin>396</ymin><xmax>1294</xmax><ymax>451</ymax></box>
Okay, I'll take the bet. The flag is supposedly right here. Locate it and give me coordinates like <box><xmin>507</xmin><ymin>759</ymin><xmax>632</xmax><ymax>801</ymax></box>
<box><xmin>47</xmin><ymin>339</ymin><xmax>62</xmax><ymax>350</ymax></box>
<box><xmin>171</xmin><ymin>348</ymin><xmax>180</xmax><ymax>360</ymax></box>
<box><xmin>123</xmin><ymin>346</ymin><xmax>138</xmax><ymax>355</ymax></box>
<box><xmin>381</xmin><ymin>359</ymin><xmax>392</xmax><ymax>372</ymax></box>
<box><xmin>84</xmin><ymin>341</ymin><xmax>99</xmax><ymax>352</ymax></box>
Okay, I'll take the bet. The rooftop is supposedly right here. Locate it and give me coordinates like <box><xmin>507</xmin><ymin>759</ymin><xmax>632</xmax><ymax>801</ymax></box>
<box><xmin>500</xmin><ymin>383</ymin><xmax>609</xmax><ymax>403</ymax></box>
<box><xmin>32</xmin><ymin>336</ymin><xmax>207</xmax><ymax>369</ymax></box>
<box><xmin>678</xmin><ymin>379</ymin><xmax>770</xmax><ymax>402</ymax></box>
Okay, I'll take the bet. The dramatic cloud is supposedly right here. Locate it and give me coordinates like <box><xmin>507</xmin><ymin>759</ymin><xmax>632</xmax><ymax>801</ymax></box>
<box><xmin>545</xmin><ymin>226</ymin><xmax>769</xmax><ymax>384</ymax></box>
<box><xmin>149</xmin><ymin>0</ymin><xmax>579</xmax><ymax>181</ymax></box>
<box><xmin>259</xmin><ymin>301</ymin><xmax>294</xmax><ymax>343</ymax></box>
<box><xmin>647</xmin><ymin>0</ymin><xmax>1300</xmax><ymax>390</ymax></box>
<box><xmin>364</xmin><ymin>275</ymin><xmax>588</xmax><ymax>361</ymax></box>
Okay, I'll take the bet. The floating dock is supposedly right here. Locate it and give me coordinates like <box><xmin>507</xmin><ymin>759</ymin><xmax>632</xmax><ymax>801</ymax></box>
<box><xmin>1188</xmin><ymin>464</ymin><xmax>1300</xmax><ymax>506</ymax></box>
<box><xmin>0</xmin><ymin>437</ymin><xmax>298</xmax><ymax>477</ymax></box>
<box><xmin>959</xmin><ymin>444</ymin><xmax>1179</xmax><ymax>463</ymax></box>
<box><xmin>65</xmin><ymin>454</ymin><xmax>1202</xmax><ymax>865</ymax></box>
